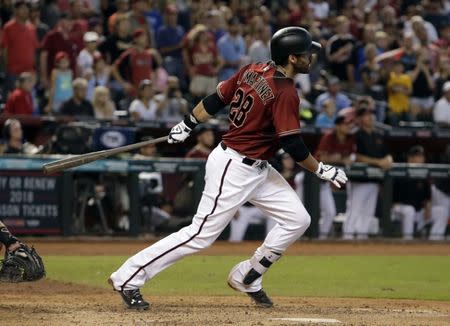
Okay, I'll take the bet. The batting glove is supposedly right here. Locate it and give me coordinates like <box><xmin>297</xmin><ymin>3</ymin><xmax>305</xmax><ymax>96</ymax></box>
<box><xmin>168</xmin><ymin>115</ymin><xmax>199</xmax><ymax>144</ymax></box>
<box><xmin>315</xmin><ymin>162</ymin><xmax>348</xmax><ymax>188</ymax></box>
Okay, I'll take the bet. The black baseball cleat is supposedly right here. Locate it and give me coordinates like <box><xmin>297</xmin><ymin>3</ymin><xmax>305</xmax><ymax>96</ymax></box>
<box><xmin>108</xmin><ymin>278</ymin><xmax>150</xmax><ymax>310</ymax></box>
<box><xmin>119</xmin><ymin>288</ymin><xmax>150</xmax><ymax>310</ymax></box>
<box><xmin>247</xmin><ymin>289</ymin><xmax>273</xmax><ymax>308</ymax></box>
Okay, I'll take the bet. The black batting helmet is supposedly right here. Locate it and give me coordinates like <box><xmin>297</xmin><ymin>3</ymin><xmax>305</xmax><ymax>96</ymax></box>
<box><xmin>270</xmin><ymin>27</ymin><xmax>322</xmax><ymax>65</ymax></box>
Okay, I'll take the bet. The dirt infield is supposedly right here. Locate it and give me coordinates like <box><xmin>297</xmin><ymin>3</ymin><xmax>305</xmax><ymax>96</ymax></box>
<box><xmin>1</xmin><ymin>279</ymin><xmax>449</xmax><ymax>326</ymax></box>
<box><xmin>1</xmin><ymin>241</ymin><xmax>449</xmax><ymax>325</ymax></box>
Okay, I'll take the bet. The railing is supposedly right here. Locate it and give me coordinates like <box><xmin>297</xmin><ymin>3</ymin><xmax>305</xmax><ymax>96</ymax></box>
<box><xmin>0</xmin><ymin>155</ymin><xmax>206</xmax><ymax>236</ymax></box>
<box><xmin>0</xmin><ymin>155</ymin><xmax>448</xmax><ymax>238</ymax></box>
<box><xmin>304</xmin><ymin>163</ymin><xmax>450</xmax><ymax>237</ymax></box>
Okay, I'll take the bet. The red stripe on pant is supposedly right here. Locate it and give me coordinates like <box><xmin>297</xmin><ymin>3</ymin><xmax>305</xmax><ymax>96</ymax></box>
<box><xmin>120</xmin><ymin>159</ymin><xmax>232</xmax><ymax>290</ymax></box>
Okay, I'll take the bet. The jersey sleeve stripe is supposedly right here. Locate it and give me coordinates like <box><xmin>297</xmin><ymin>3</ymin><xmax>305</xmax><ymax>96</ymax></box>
<box><xmin>216</xmin><ymin>82</ymin><xmax>226</xmax><ymax>102</ymax></box>
<box><xmin>277</xmin><ymin>129</ymin><xmax>302</xmax><ymax>137</ymax></box>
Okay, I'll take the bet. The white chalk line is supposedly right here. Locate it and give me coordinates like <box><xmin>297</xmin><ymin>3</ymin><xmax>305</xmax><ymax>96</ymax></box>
<box><xmin>352</xmin><ymin>307</ymin><xmax>450</xmax><ymax>317</ymax></box>
<box><xmin>270</xmin><ymin>317</ymin><xmax>342</xmax><ymax>324</ymax></box>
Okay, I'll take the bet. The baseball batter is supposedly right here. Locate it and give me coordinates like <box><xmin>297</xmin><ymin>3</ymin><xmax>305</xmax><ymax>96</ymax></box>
<box><xmin>108</xmin><ymin>27</ymin><xmax>348</xmax><ymax>310</ymax></box>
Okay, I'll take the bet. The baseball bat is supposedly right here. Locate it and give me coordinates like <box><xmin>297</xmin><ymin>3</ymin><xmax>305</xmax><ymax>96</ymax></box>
<box><xmin>43</xmin><ymin>135</ymin><xmax>169</xmax><ymax>174</ymax></box>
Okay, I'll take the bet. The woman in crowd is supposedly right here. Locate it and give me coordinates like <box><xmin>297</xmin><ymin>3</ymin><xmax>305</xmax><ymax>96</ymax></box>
<box><xmin>183</xmin><ymin>25</ymin><xmax>222</xmax><ymax>101</ymax></box>
<box><xmin>129</xmin><ymin>79</ymin><xmax>164</xmax><ymax>121</ymax></box>
<box><xmin>85</xmin><ymin>53</ymin><xmax>111</xmax><ymax>101</ymax></box>
<box><xmin>92</xmin><ymin>86</ymin><xmax>116</xmax><ymax>120</ymax></box>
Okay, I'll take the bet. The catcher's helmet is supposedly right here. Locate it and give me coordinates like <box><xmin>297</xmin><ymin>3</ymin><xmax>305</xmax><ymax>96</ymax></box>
<box><xmin>270</xmin><ymin>27</ymin><xmax>322</xmax><ymax>65</ymax></box>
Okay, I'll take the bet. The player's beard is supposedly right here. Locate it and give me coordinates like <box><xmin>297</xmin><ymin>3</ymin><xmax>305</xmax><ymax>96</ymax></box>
<box><xmin>293</xmin><ymin>55</ymin><xmax>312</xmax><ymax>74</ymax></box>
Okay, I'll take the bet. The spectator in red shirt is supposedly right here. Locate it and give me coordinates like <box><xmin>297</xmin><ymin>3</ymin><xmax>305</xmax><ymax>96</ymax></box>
<box><xmin>57</xmin><ymin>0</ymin><xmax>94</xmax><ymax>16</ymax></box>
<box><xmin>4</xmin><ymin>72</ymin><xmax>35</xmax><ymax>116</ymax></box>
<box><xmin>40</xmin><ymin>13</ymin><xmax>78</xmax><ymax>88</ymax></box>
<box><xmin>433</xmin><ymin>23</ymin><xmax>450</xmax><ymax>56</ymax></box>
<box><xmin>1</xmin><ymin>0</ymin><xmax>39</xmax><ymax>95</ymax></box>
<box><xmin>184</xmin><ymin>27</ymin><xmax>222</xmax><ymax>100</ymax></box>
<box><xmin>68</xmin><ymin>0</ymin><xmax>89</xmax><ymax>53</ymax></box>
<box><xmin>112</xmin><ymin>28</ymin><xmax>162</xmax><ymax>94</ymax></box>
<box><xmin>185</xmin><ymin>125</ymin><xmax>215</xmax><ymax>159</ymax></box>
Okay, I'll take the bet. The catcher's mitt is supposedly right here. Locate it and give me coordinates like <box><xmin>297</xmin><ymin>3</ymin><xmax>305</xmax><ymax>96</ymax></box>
<box><xmin>0</xmin><ymin>244</ymin><xmax>45</xmax><ymax>282</ymax></box>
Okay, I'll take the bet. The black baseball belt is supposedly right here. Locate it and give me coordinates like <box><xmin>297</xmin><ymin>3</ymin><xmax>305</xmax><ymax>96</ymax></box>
<box><xmin>220</xmin><ymin>142</ymin><xmax>267</xmax><ymax>169</ymax></box>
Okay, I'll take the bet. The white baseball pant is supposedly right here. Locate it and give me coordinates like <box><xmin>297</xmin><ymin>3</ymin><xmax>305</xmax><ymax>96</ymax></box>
<box><xmin>432</xmin><ymin>185</ymin><xmax>450</xmax><ymax>239</ymax></box>
<box><xmin>229</xmin><ymin>205</ymin><xmax>277</xmax><ymax>242</ymax></box>
<box><xmin>343</xmin><ymin>182</ymin><xmax>379</xmax><ymax>240</ymax></box>
<box><xmin>432</xmin><ymin>185</ymin><xmax>450</xmax><ymax>216</ymax></box>
<box><xmin>110</xmin><ymin>144</ymin><xmax>311</xmax><ymax>292</ymax></box>
<box><xmin>318</xmin><ymin>182</ymin><xmax>337</xmax><ymax>239</ymax></box>
<box><xmin>391</xmin><ymin>204</ymin><xmax>448</xmax><ymax>240</ymax></box>
<box><xmin>295</xmin><ymin>172</ymin><xmax>337</xmax><ymax>239</ymax></box>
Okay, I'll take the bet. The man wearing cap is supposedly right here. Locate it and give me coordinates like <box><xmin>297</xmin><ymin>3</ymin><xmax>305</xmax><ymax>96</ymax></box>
<box><xmin>433</xmin><ymin>81</ymin><xmax>450</xmax><ymax>126</ymax></box>
<box><xmin>185</xmin><ymin>125</ymin><xmax>215</xmax><ymax>159</ymax></box>
<box><xmin>156</xmin><ymin>4</ymin><xmax>185</xmax><ymax>88</ymax></box>
<box><xmin>314</xmin><ymin>114</ymin><xmax>355</xmax><ymax>238</ymax></box>
<box><xmin>343</xmin><ymin>106</ymin><xmax>393</xmax><ymax>240</ymax></box>
<box><xmin>4</xmin><ymin>72</ymin><xmax>35</xmax><ymax>115</ymax></box>
<box><xmin>392</xmin><ymin>146</ymin><xmax>448</xmax><ymax>240</ymax></box>
<box><xmin>40</xmin><ymin>14</ymin><xmax>78</xmax><ymax>87</ymax></box>
<box><xmin>1</xmin><ymin>0</ymin><xmax>39</xmax><ymax>96</ymax></box>
<box><xmin>77</xmin><ymin>31</ymin><xmax>100</xmax><ymax>77</ymax></box>
<box><xmin>112</xmin><ymin>28</ymin><xmax>162</xmax><ymax>94</ymax></box>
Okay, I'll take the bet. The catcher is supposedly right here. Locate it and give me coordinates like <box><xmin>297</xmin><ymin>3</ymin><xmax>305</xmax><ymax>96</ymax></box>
<box><xmin>0</xmin><ymin>220</ymin><xmax>45</xmax><ymax>282</ymax></box>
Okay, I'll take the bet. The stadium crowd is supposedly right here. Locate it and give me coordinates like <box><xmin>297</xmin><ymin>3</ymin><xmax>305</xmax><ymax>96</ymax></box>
<box><xmin>0</xmin><ymin>0</ymin><xmax>449</xmax><ymax>125</ymax></box>
<box><xmin>0</xmin><ymin>0</ymin><xmax>449</xmax><ymax>239</ymax></box>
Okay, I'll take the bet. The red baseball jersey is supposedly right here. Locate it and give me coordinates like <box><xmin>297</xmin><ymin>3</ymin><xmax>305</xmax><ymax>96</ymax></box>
<box><xmin>185</xmin><ymin>147</ymin><xmax>210</xmax><ymax>159</ymax></box>
<box><xmin>114</xmin><ymin>48</ymin><xmax>154</xmax><ymax>89</ymax></box>
<box><xmin>218</xmin><ymin>62</ymin><xmax>301</xmax><ymax>160</ymax></box>
<box><xmin>314</xmin><ymin>131</ymin><xmax>355</xmax><ymax>159</ymax></box>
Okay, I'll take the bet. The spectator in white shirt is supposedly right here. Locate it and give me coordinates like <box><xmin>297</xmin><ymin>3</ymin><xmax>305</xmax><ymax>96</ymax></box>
<box><xmin>308</xmin><ymin>0</ymin><xmax>330</xmax><ymax>20</ymax></box>
<box><xmin>404</xmin><ymin>15</ymin><xmax>438</xmax><ymax>44</ymax></box>
<box><xmin>248</xmin><ymin>25</ymin><xmax>271</xmax><ymax>63</ymax></box>
<box><xmin>129</xmin><ymin>79</ymin><xmax>163</xmax><ymax>121</ymax></box>
<box><xmin>434</xmin><ymin>81</ymin><xmax>450</xmax><ymax>126</ymax></box>
<box><xmin>153</xmin><ymin>76</ymin><xmax>189</xmax><ymax>122</ymax></box>
<box><xmin>77</xmin><ymin>31</ymin><xmax>101</xmax><ymax>77</ymax></box>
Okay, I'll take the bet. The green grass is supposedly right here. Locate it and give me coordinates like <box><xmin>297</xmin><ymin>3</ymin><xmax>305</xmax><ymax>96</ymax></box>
<box><xmin>45</xmin><ymin>255</ymin><xmax>450</xmax><ymax>301</ymax></box>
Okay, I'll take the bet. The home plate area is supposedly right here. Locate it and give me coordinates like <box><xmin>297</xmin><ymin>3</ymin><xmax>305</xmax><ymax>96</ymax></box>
<box><xmin>1</xmin><ymin>284</ymin><xmax>449</xmax><ymax>326</ymax></box>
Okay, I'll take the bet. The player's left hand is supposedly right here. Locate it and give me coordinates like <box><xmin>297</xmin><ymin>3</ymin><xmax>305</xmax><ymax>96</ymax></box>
<box><xmin>168</xmin><ymin>120</ymin><xmax>192</xmax><ymax>144</ymax></box>
<box><xmin>315</xmin><ymin>162</ymin><xmax>348</xmax><ymax>188</ymax></box>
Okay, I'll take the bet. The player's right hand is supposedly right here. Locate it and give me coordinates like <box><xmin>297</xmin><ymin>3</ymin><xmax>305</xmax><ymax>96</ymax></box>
<box><xmin>168</xmin><ymin>120</ymin><xmax>192</xmax><ymax>144</ymax></box>
<box><xmin>315</xmin><ymin>162</ymin><xmax>348</xmax><ymax>188</ymax></box>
